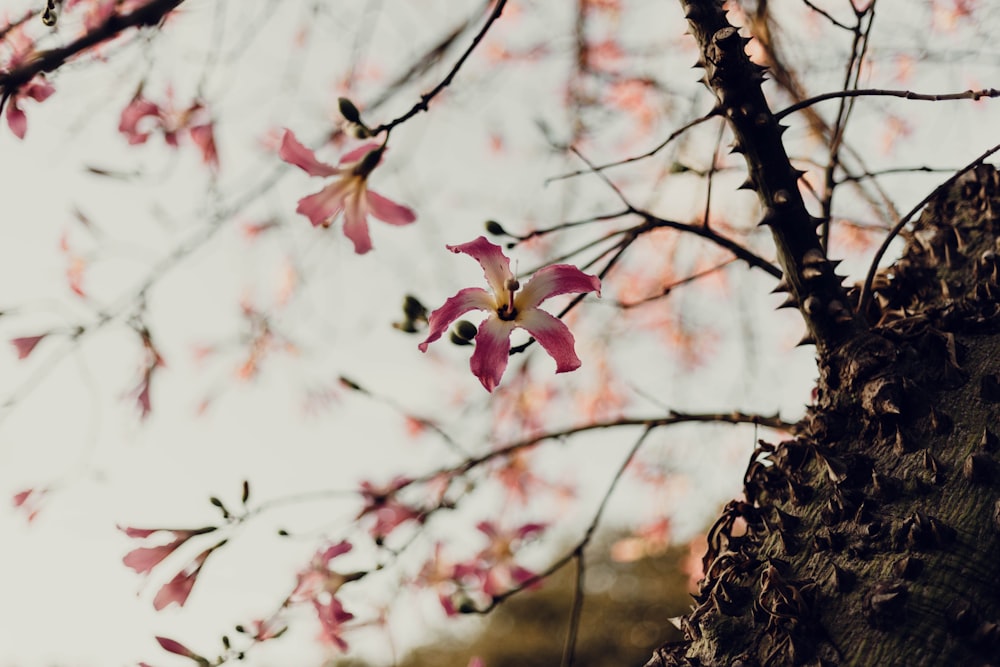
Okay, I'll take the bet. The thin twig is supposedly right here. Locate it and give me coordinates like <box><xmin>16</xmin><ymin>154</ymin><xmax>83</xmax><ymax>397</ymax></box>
<box><xmin>858</xmin><ymin>141</ymin><xmax>1000</xmax><ymax>316</ymax></box>
<box><xmin>800</xmin><ymin>0</ymin><xmax>852</xmax><ymax>30</ymax></box>
<box><xmin>422</xmin><ymin>410</ymin><xmax>796</xmax><ymax>484</ymax></box>
<box><xmin>546</xmin><ymin>109</ymin><xmax>720</xmax><ymax>183</ymax></box>
<box><xmin>775</xmin><ymin>87</ymin><xmax>1000</xmax><ymax>121</ymax></box>
<box><xmin>370</xmin><ymin>0</ymin><xmax>507</xmax><ymax>135</ymax></box>
<box><xmin>560</xmin><ymin>552</ymin><xmax>586</xmax><ymax>667</ymax></box>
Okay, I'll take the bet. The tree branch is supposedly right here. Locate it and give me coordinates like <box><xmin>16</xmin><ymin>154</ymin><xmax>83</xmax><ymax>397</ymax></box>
<box><xmin>370</xmin><ymin>0</ymin><xmax>507</xmax><ymax>136</ymax></box>
<box><xmin>678</xmin><ymin>0</ymin><xmax>862</xmax><ymax>350</ymax></box>
<box><xmin>0</xmin><ymin>0</ymin><xmax>186</xmax><ymax>93</ymax></box>
<box><xmin>775</xmin><ymin>87</ymin><xmax>1000</xmax><ymax>121</ymax></box>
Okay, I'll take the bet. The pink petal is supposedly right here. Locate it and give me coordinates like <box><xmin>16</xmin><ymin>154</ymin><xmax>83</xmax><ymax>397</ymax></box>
<box><xmin>155</xmin><ymin>636</ymin><xmax>197</xmax><ymax>659</ymax></box>
<box><xmin>367</xmin><ymin>190</ymin><xmax>416</xmax><ymax>226</ymax></box>
<box><xmin>418</xmin><ymin>288</ymin><xmax>494</xmax><ymax>352</ymax></box>
<box><xmin>117</xmin><ymin>525</ymin><xmax>160</xmax><ymax>539</ymax></box>
<box><xmin>11</xmin><ymin>335</ymin><xmax>46</xmax><ymax>359</ymax></box>
<box><xmin>279</xmin><ymin>130</ymin><xmax>340</xmax><ymax>177</ymax></box>
<box><xmin>6</xmin><ymin>102</ymin><xmax>27</xmax><ymax>139</ymax></box>
<box><xmin>509</xmin><ymin>564</ymin><xmax>538</xmax><ymax>586</ymax></box>
<box><xmin>118</xmin><ymin>98</ymin><xmax>161</xmax><ymax>144</ymax></box>
<box><xmin>341</xmin><ymin>189</ymin><xmax>372</xmax><ymax>254</ymax></box>
<box><xmin>25</xmin><ymin>79</ymin><xmax>55</xmax><ymax>103</ymax></box>
<box><xmin>515</xmin><ymin>264</ymin><xmax>601</xmax><ymax>310</ymax></box>
<box><xmin>189</xmin><ymin>124</ymin><xmax>218</xmax><ymax>169</ymax></box>
<box><xmin>136</xmin><ymin>379</ymin><xmax>152</xmax><ymax>419</ymax></box>
<box><xmin>476</xmin><ymin>521</ymin><xmax>498</xmax><ymax>538</ymax></box>
<box><xmin>12</xmin><ymin>490</ymin><xmax>33</xmax><ymax>507</ymax></box>
<box><xmin>152</xmin><ymin>547</ymin><xmax>212</xmax><ymax>610</ymax></box>
<box><xmin>152</xmin><ymin>569</ymin><xmax>197</xmax><ymax>610</ymax></box>
<box><xmin>319</xmin><ymin>540</ymin><xmax>353</xmax><ymax>563</ymax></box>
<box><xmin>295</xmin><ymin>179</ymin><xmax>352</xmax><ymax>227</ymax></box>
<box><xmin>515</xmin><ymin>522</ymin><xmax>546</xmax><ymax>540</ymax></box>
<box><xmin>447</xmin><ymin>237</ymin><xmax>514</xmax><ymax>303</ymax></box>
<box><xmin>123</xmin><ymin>543</ymin><xmax>179</xmax><ymax>575</ymax></box>
<box><xmin>516</xmin><ymin>309</ymin><xmax>581</xmax><ymax>374</ymax></box>
<box><xmin>470</xmin><ymin>316</ymin><xmax>516</xmax><ymax>392</ymax></box>
<box><xmin>339</xmin><ymin>142</ymin><xmax>381</xmax><ymax>165</ymax></box>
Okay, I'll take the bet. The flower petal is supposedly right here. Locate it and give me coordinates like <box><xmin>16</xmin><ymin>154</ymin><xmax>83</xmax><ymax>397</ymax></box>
<box><xmin>25</xmin><ymin>80</ymin><xmax>55</xmax><ymax>103</ymax></box>
<box><xmin>189</xmin><ymin>123</ymin><xmax>219</xmax><ymax>169</ymax></box>
<box><xmin>341</xmin><ymin>189</ymin><xmax>372</xmax><ymax>254</ymax></box>
<box><xmin>515</xmin><ymin>264</ymin><xmax>601</xmax><ymax>310</ymax></box>
<box><xmin>367</xmin><ymin>190</ymin><xmax>416</xmax><ymax>226</ymax></box>
<box><xmin>11</xmin><ymin>334</ymin><xmax>46</xmax><ymax>359</ymax></box>
<box><xmin>296</xmin><ymin>179</ymin><xmax>352</xmax><ymax>227</ymax></box>
<box><xmin>6</xmin><ymin>102</ymin><xmax>27</xmax><ymax>139</ymax></box>
<box><xmin>319</xmin><ymin>540</ymin><xmax>353</xmax><ymax>563</ymax></box>
<box><xmin>516</xmin><ymin>309</ymin><xmax>581</xmax><ymax>373</ymax></box>
<box><xmin>470</xmin><ymin>316</ymin><xmax>516</xmax><ymax>392</ymax></box>
<box><xmin>279</xmin><ymin>130</ymin><xmax>340</xmax><ymax>177</ymax></box>
<box><xmin>447</xmin><ymin>237</ymin><xmax>513</xmax><ymax>303</ymax></box>
<box><xmin>123</xmin><ymin>543</ymin><xmax>180</xmax><ymax>575</ymax></box>
<box><xmin>419</xmin><ymin>288</ymin><xmax>494</xmax><ymax>352</ymax></box>
<box><xmin>155</xmin><ymin>636</ymin><xmax>198</xmax><ymax>659</ymax></box>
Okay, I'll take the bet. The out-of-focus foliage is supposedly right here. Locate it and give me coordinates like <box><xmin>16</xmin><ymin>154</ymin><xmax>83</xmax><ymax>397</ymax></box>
<box><xmin>338</xmin><ymin>542</ymin><xmax>691</xmax><ymax>667</ymax></box>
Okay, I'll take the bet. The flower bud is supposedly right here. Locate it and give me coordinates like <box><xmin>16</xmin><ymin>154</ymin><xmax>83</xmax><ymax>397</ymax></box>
<box><xmin>338</xmin><ymin>97</ymin><xmax>362</xmax><ymax>124</ymax></box>
<box><xmin>485</xmin><ymin>220</ymin><xmax>507</xmax><ymax>236</ymax></box>
<box><xmin>455</xmin><ymin>320</ymin><xmax>478</xmax><ymax>340</ymax></box>
<box><xmin>450</xmin><ymin>320</ymin><xmax>478</xmax><ymax>345</ymax></box>
<box><xmin>402</xmin><ymin>295</ymin><xmax>427</xmax><ymax>321</ymax></box>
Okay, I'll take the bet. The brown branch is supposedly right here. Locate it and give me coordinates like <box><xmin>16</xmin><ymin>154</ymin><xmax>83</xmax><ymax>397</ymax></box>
<box><xmin>545</xmin><ymin>109</ymin><xmax>720</xmax><ymax>183</ymax></box>
<box><xmin>370</xmin><ymin>0</ymin><xmax>507</xmax><ymax>136</ymax></box>
<box><xmin>679</xmin><ymin>0</ymin><xmax>862</xmax><ymax>350</ymax></box>
<box><xmin>0</xmin><ymin>0</ymin><xmax>186</xmax><ymax>92</ymax></box>
<box><xmin>775</xmin><ymin>87</ymin><xmax>1000</xmax><ymax>121</ymax></box>
<box><xmin>422</xmin><ymin>410</ymin><xmax>796</xmax><ymax>484</ymax></box>
<box><xmin>637</xmin><ymin>212</ymin><xmax>781</xmax><ymax>278</ymax></box>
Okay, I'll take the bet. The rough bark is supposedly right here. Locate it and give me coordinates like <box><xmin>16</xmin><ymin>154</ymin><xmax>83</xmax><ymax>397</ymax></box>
<box><xmin>648</xmin><ymin>3</ymin><xmax>1000</xmax><ymax>666</ymax></box>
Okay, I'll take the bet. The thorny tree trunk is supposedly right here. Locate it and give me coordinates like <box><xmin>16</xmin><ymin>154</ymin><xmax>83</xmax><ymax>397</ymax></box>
<box><xmin>648</xmin><ymin>3</ymin><xmax>1000</xmax><ymax>666</ymax></box>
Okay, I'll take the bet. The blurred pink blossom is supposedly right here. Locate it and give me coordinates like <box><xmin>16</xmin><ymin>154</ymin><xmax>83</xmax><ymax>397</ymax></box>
<box><xmin>279</xmin><ymin>130</ymin><xmax>416</xmax><ymax>254</ymax></box>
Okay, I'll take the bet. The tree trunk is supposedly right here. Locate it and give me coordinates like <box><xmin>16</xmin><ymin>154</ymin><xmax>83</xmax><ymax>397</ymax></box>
<box><xmin>649</xmin><ymin>3</ymin><xmax>1000</xmax><ymax>666</ymax></box>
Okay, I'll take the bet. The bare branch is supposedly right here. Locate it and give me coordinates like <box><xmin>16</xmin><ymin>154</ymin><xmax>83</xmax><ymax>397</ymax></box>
<box><xmin>775</xmin><ymin>87</ymin><xmax>1000</xmax><ymax>121</ymax></box>
<box><xmin>679</xmin><ymin>0</ymin><xmax>862</xmax><ymax>350</ymax></box>
<box><xmin>370</xmin><ymin>0</ymin><xmax>507</xmax><ymax>136</ymax></box>
<box><xmin>0</xmin><ymin>0</ymin><xmax>186</xmax><ymax>92</ymax></box>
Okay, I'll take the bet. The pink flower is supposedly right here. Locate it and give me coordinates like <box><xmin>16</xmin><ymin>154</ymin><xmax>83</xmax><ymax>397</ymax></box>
<box><xmin>119</xmin><ymin>525</ymin><xmax>216</xmax><ymax>576</ymax></box>
<box><xmin>313</xmin><ymin>598</ymin><xmax>354</xmax><ymax>652</ymax></box>
<box><xmin>356</xmin><ymin>477</ymin><xmax>422</xmax><ymax>540</ymax></box>
<box><xmin>11</xmin><ymin>334</ymin><xmax>47</xmax><ymax>359</ymax></box>
<box><xmin>278</xmin><ymin>130</ymin><xmax>416</xmax><ymax>254</ymax></box>
<box><xmin>419</xmin><ymin>237</ymin><xmax>601</xmax><ymax>391</ymax></box>
<box><xmin>118</xmin><ymin>97</ymin><xmax>162</xmax><ymax>144</ymax></box>
<box><xmin>6</xmin><ymin>78</ymin><xmax>55</xmax><ymax>139</ymax></box>
<box><xmin>291</xmin><ymin>540</ymin><xmax>353</xmax><ymax>601</ymax></box>
<box><xmin>117</xmin><ymin>93</ymin><xmax>218</xmax><ymax>169</ymax></box>
<box><xmin>472</xmin><ymin>521</ymin><xmax>545</xmax><ymax>597</ymax></box>
<box><xmin>414</xmin><ymin>543</ymin><xmax>464</xmax><ymax>616</ymax></box>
